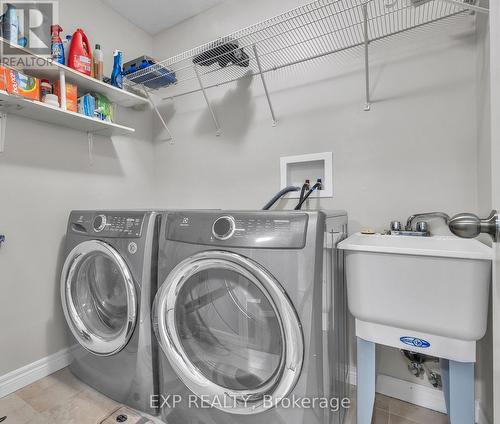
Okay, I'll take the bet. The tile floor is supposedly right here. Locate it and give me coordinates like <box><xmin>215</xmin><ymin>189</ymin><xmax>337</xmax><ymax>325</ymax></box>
<box><xmin>0</xmin><ymin>368</ymin><xmax>448</xmax><ymax>424</ymax></box>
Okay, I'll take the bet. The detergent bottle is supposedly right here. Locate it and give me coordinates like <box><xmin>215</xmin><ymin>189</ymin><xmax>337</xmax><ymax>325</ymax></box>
<box><xmin>111</xmin><ymin>50</ymin><xmax>123</xmax><ymax>89</ymax></box>
<box><xmin>50</xmin><ymin>25</ymin><xmax>64</xmax><ymax>64</ymax></box>
<box><xmin>68</xmin><ymin>28</ymin><xmax>92</xmax><ymax>75</ymax></box>
<box><xmin>63</xmin><ymin>35</ymin><xmax>72</xmax><ymax>65</ymax></box>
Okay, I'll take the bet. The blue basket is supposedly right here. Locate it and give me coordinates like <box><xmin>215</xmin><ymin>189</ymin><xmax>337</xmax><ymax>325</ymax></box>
<box><xmin>124</xmin><ymin>56</ymin><xmax>177</xmax><ymax>90</ymax></box>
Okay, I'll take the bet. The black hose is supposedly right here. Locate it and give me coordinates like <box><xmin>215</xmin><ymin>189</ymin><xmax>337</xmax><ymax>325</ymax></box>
<box><xmin>294</xmin><ymin>182</ymin><xmax>321</xmax><ymax>210</ymax></box>
<box><xmin>262</xmin><ymin>186</ymin><xmax>300</xmax><ymax>210</ymax></box>
<box><xmin>298</xmin><ymin>182</ymin><xmax>308</xmax><ymax>205</ymax></box>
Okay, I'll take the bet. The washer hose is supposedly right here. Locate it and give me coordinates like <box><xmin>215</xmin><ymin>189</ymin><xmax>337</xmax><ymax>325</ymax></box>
<box><xmin>262</xmin><ymin>186</ymin><xmax>300</xmax><ymax>210</ymax></box>
<box><xmin>294</xmin><ymin>182</ymin><xmax>321</xmax><ymax>210</ymax></box>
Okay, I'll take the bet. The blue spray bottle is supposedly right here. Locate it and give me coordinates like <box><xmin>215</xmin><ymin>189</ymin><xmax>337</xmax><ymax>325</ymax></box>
<box><xmin>50</xmin><ymin>25</ymin><xmax>65</xmax><ymax>64</ymax></box>
<box><xmin>111</xmin><ymin>50</ymin><xmax>123</xmax><ymax>89</ymax></box>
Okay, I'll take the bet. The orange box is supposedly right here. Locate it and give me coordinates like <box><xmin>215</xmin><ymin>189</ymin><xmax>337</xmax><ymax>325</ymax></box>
<box><xmin>53</xmin><ymin>81</ymin><xmax>78</xmax><ymax>112</ymax></box>
<box><xmin>0</xmin><ymin>66</ymin><xmax>7</xmax><ymax>91</ymax></box>
<box><xmin>6</xmin><ymin>68</ymin><xmax>40</xmax><ymax>100</ymax></box>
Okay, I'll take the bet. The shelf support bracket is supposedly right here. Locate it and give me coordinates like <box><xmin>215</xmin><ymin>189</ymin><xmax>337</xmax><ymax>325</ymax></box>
<box><xmin>194</xmin><ymin>65</ymin><xmax>222</xmax><ymax>136</ymax></box>
<box><xmin>88</xmin><ymin>132</ymin><xmax>94</xmax><ymax>165</ymax></box>
<box><xmin>59</xmin><ymin>68</ymin><xmax>67</xmax><ymax>111</ymax></box>
<box><xmin>0</xmin><ymin>113</ymin><xmax>7</xmax><ymax>153</ymax></box>
<box><xmin>362</xmin><ymin>2</ymin><xmax>371</xmax><ymax>111</ymax></box>
<box><xmin>144</xmin><ymin>88</ymin><xmax>174</xmax><ymax>144</ymax></box>
<box><xmin>252</xmin><ymin>45</ymin><xmax>277</xmax><ymax>126</ymax></box>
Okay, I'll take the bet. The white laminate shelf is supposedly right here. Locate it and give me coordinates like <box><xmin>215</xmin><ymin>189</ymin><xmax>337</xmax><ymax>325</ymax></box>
<box><xmin>0</xmin><ymin>90</ymin><xmax>135</xmax><ymax>137</ymax></box>
<box><xmin>1</xmin><ymin>37</ymin><xmax>149</xmax><ymax>108</ymax></box>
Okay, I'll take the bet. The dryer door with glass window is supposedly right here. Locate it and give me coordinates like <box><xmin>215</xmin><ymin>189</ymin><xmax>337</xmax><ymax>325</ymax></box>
<box><xmin>61</xmin><ymin>240</ymin><xmax>137</xmax><ymax>356</ymax></box>
<box><xmin>153</xmin><ymin>250</ymin><xmax>304</xmax><ymax>415</ymax></box>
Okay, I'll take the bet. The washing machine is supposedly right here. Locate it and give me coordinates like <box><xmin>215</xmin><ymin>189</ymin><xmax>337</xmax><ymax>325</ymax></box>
<box><xmin>152</xmin><ymin>210</ymin><xmax>349</xmax><ymax>424</ymax></box>
<box><xmin>60</xmin><ymin>210</ymin><xmax>161</xmax><ymax>415</ymax></box>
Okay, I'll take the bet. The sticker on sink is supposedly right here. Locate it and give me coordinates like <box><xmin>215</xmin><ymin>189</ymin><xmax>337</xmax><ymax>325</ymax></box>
<box><xmin>400</xmin><ymin>336</ymin><xmax>431</xmax><ymax>348</ymax></box>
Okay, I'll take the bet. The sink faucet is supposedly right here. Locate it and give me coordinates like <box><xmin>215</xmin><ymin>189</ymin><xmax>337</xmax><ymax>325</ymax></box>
<box><xmin>405</xmin><ymin>212</ymin><xmax>451</xmax><ymax>231</ymax></box>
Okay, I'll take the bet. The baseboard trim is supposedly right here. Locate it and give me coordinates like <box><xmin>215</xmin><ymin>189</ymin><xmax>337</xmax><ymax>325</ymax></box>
<box><xmin>0</xmin><ymin>345</ymin><xmax>77</xmax><ymax>399</ymax></box>
<box><xmin>349</xmin><ymin>367</ymin><xmax>491</xmax><ymax>424</ymax></box>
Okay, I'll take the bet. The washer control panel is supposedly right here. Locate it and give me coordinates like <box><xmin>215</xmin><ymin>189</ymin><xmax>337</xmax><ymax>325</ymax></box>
<box><xmin>70</xmin><ymin>211</ymin><xmax>146</xmax><ymax>238</ymax></box>
<box><xmin>97</xmin><ymin>213</ymin><xmax>145</xmax><ymax>237</ymax></box>
<box><xmin>168</xmin><ymin>212</ymin><xmax>309</xmax><ymax>249</ymax></box>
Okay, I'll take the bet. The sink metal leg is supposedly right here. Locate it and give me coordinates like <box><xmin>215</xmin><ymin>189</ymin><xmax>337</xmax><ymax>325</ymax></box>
<box><xmin>448</xmin><ymin>360</ymin><xmax>475</xmax><ymax>424</ymax></box>
<box><xmin>357</xmin><ymin>337</ymin><xmax>376</xmax><ymax>424</ymax></box>
<box><xmin>440</xmin><ymin>359</ymin><xmax>450</xmax><ymax>415</ymax></box>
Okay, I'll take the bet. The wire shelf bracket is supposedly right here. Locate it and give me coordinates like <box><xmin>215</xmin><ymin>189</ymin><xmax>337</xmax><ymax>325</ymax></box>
<box><xmin>87</xmin><ymin>132</ymin><xmax>94</xmax><ymax>164</ymax></box>
<box><xmin>144</xmin><ymin>89</ymin><xmax>174</xmax><ymax>143</ymax></box>
<box><xmin>195</xmin><ymin>66</ymin><xmax>222</xmax><ymax>136</ymax></box>
<box><xmin>362</xmin><ymin>2</ymin><xmax>371</xmax><ymax>111</ymax></box>
<box><xmin>0</xmin><ymin>113</ymin><xmax>7</xmax><ymax>153</ymax></box>
<box><xmin>253</xmin><ymin>44</ymin><xmax>278</xmax><ymax>126</ymax></box>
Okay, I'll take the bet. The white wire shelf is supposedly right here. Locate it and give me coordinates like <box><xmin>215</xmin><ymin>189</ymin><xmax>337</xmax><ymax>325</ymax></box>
<box><xmin>124</xmin><ymin>0</ymin><xmax>487</xmax><ymax>139</ymax></box>
<box><xmin>125</xmin><ymin>0</ymin><xmax>483</xmax><ymax>98</ymax></box>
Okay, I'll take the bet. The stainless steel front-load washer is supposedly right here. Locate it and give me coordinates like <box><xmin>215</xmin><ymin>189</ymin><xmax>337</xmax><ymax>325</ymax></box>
<box><xmin>60</xmin><ymin>210</ymin><xmax>161</xmax><ymax>415</ymax></box>
<box><xmin>153</xmin><ymin>210</ymin><xmax>349</xmax><ymax>424</ymax></box>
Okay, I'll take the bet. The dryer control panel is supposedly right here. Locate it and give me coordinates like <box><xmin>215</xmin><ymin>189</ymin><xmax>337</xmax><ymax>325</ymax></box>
<box><xmin>70</xmin><ymin>212</ymin><xmax>145</xmax><ymax>238</ymax></box>
<box><xmin>167</xmin><ymin>211</ymin><xmax>309</xmax><ymax>249</ymax></box>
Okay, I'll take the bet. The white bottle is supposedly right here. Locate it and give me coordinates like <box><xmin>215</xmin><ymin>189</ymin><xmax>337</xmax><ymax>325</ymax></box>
<box><xmin>63</xmin><ymin>35</ymin><xmax>72</xmax><ymax>66</ymax></box>
<box><xmin>93</xmin><ymin>44</ymin><xmax>104</xmax><ymax>81</ymax></box>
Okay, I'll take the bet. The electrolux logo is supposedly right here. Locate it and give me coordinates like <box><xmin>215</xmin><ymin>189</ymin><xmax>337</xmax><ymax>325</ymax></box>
<box><xmin>400</xmin><ymin>336</ymin><xmax>431</xmax><ymax>349</ymax></box>
<box><xmin>1</xmin><ymin>1</ymin><xmax>58</xmax><ymax>64</ymax></box>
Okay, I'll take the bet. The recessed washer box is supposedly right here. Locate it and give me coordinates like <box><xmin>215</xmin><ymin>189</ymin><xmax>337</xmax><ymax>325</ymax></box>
<box><xmin>280</xmin><ymin>152</ymin><xmax>333</xmax><ymax>198</ymax></box>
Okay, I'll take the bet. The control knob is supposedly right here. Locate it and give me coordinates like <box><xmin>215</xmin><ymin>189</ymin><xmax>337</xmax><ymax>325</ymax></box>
<box><xmin>93</xmin><ymin>215</ymin><xmax>107</xmax><ymax>232</ymax></box>
<box><xmin>212</xmin><ymin>216</ymin><xmax>236</xmax><ymax>240</ymax></box>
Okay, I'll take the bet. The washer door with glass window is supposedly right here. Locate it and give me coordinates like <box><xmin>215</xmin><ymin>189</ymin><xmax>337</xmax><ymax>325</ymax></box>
<box><xmin>61</xmin><ymin>240</ymin><xmax>137</xmax><ymax>356</ymax></box>
<box><xmin>153</xmin><ymin>250</ymin><xmax>304</xmax><ymax>415</ymax></box>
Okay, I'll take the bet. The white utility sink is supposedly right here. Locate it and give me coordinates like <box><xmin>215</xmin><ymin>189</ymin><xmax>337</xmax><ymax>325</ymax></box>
<box><xmin>338</xmin><ymin>233</ymin><xmax>492</xmax><ymax>342</ymax></box>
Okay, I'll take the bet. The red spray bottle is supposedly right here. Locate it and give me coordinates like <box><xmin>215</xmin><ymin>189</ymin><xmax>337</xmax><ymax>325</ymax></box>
<box><xmin>68</xmin><ymin>28</ymin><xmax>92</xmax><ymax>76</ymax></box>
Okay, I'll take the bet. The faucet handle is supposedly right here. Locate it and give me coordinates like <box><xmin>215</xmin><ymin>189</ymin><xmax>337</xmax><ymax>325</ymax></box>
<box><xmin>390</xmin><ymin>221</ymin><xmax>402</xmax><ymax>231</ymax></box>
<box><xmin>416</xmin><ymin>221</ymin><xmax>428</xmax><ymax>233</ymax></box>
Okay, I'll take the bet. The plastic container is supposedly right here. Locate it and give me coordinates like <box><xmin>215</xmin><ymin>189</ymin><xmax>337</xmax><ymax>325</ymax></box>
<box><xmin>50</xmin><ymin>25</ymin><xmax>64</xmax><ymax>64</ymax></box>
<box><xmin>63</xmin><ymin>35</ymin><xmax>72</xmax><ymax>66</ymax></box>
<box><xmin>2</xmin><ymin>3</ymin><xmax>18</xmax><ymax>45</ymax></box>
<box><xmin>40</xmin><ymin>79</ymin><xmax>52</xmax><ymax>100</ymax></box>
<box><xmin>68</xmin><ymin>29</ymin><xmax>92</xmax><ymax>76</ymax></box>
<box><xmin>111</xmin><ymin>50</ymin><xmax>123</xmax><ymax>89</ymax></box>
<box><xmin>93</xmin><ymin>44</ymin><xmax>104</xmax><ymax>81</ymax></box>
<box><xmin>43</xmin><ymin>94</ymin><xmax>59</xmax><ymax>108</ymax></box>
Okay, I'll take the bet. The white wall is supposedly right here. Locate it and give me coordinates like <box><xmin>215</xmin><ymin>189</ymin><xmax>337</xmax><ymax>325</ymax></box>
<box><xmin>151</xmin><ymin>0</ymin><xmax>480</xmax><ymax>392</ymax></box>
<box><xmin>0</xmin><ymin>0</ymin><xmax>154</xmax><ymax>376</ymax></box>
<box><xmin>488</xmin><ymin>1</ymin><xmax>500</xmax><ymax>422</ymax></box>
<box><xmin>475</xmin><ymin>8</ymin><xmax>493</xmax><ymax>423</ymax></box>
